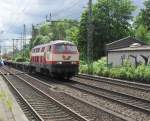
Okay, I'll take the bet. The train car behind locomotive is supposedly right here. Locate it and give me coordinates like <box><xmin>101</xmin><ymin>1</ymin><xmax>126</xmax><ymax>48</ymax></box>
<box><xmin>30</xmin><ymin>40</ymin><xmax>79</xmax><ymax>78</ymax></box>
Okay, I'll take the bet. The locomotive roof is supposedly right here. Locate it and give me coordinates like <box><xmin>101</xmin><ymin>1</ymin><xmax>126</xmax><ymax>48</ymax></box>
<box><xmin>32</xmin><ymin>40</ymin><xmax>74</xmax><ymax>49</ymax></box>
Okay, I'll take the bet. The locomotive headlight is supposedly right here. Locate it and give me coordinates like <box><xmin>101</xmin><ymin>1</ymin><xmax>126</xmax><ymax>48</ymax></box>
<box><xmin>57</xmin><ymin>61</ymin><xmax>62</xmax><ymax>64</ymax></box>
<box><xmin>71</xmin><ymin>61</ymin><xmax>77</xmax><ymax>64</ymax></box>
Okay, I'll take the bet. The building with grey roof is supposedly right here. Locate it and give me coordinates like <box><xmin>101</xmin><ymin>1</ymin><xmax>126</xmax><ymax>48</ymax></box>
<box><xmin>106</xmin><ymin>37</ymin><xmax>150</xmax><ymax>67</ymax></box>
<box><xmin>106</xmin><ymin>36</ymin><xmax>146</xmax><ymax>51</ymax></box>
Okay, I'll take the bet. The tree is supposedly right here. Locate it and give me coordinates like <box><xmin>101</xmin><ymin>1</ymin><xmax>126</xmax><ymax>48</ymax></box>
<box><xmin>134</xmin><ymin>0</ymin><xmax>150</xmax><ymax>43</ymax></box>
<box><xmin>78</xmin><ymin>0</ymin><xmax>135</xmax><ymax>60</ymax></box>
<box><xmin>49</xmin><ymin>19</ymin><xmax>79</xmax><ymax>40</ymax></box>
<box><xmin>140</xmin><ymin>0</ymin><xmax>150</xmax><ymax>30</ymax></box>
<box><xmin>135</xmin><ymin>24</ymin><xmax>150</xmax><ymax>43</ymax></box>
<box><xmin>33</xmin><ymin>35</ymin><xmax>43</xmax><ymax>46</ymax></box>
<box><xmin>66</xmin><ymin>26</ymin><xmax>79</xmax><ymax>45</ymax></box>
<box><xmin>30</xmin><ymin>19</ymin><xmax>79</xmax><ymax>49</ymax></box>
<box><xmin>40</xmin><ymin>24</ymin><xmax>50</xmax><ymax>36</ymax></box>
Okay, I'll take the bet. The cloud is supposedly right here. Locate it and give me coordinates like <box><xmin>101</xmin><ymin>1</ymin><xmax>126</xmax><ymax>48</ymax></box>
<box><xmin>0</xmin><ymin>0</ymin><xmax>89</xmax><ymax>38</ymax></box>
<box><xmin>0</xmin><ymin>0</ymin><xmax>143</xmax><ymax>49</ymax></box>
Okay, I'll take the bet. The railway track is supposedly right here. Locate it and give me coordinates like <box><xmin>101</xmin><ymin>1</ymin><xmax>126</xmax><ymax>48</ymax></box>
<box><xmin>0</xmin><ymin>66</ymin><xmax>133</xmax><ymax>121</ymax></box>
<box><xmin>25</xmin><ymin>70</ymin><xmax>150</xmax><ymax>114</ymax></box>
<box><xmin>68</xmin><ymin>79</ymin><xmax>150</xmax><ymax>113</ymax></box>
<box><xmin>77</xmin><ymin>73</ymin><xmax>150</xmax><ymax>92</ymax></box>
<box><xmin>33</xmin><ymin>73</ymin><xmax>150</xmax><ymax>114</ymax></box>
<box><xmin>23</xmin><ymin>70</ymin><xmax>150</xmax><ymax>114</ymax></box>
<box><xmin>0</xmin><ymin>68</ymin><xmax>88</xmax><ymax>121</ymax></box>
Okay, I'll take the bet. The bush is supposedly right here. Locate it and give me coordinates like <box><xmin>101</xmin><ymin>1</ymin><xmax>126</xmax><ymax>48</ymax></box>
<box><xmin>14</xmin><ymin>56</ymin><xmax>29</xmax><ymax>62</ymax></box>
<box><xmin>143</xmin><ymin>67</ymin><xmax>150</xmax><ymax>83</ymax></box>
<box><xmin>80</xmin><ymin>57</ymin><xmax>150</xmax><ymax>84</ymax></box>
<box><xmin>80</xmin><ymin>64</ymin><xmax>88</xmax><ymax>73</ymax></box>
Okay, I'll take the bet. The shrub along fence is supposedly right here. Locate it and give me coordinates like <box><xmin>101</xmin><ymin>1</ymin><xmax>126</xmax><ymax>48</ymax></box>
<box><xmin>80</xmin><ymin>57</ymin><xmax>150</xmax><ymax>84</ymax></box>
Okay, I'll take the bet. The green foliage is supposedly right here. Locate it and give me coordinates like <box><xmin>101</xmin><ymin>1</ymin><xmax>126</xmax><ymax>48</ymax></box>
<box><xmin>78</xmin><ymin>0</ymin><xmax>135</xmax><ymax>60</ymax></box>
<box><xmin>143</xmin><ymin>67</ymin><xmax>150</xmax><ymax>83</ymax></box>
<box><xmin>80</xmin><ymin>58</ymin><xmax>150</xmax><ymax>83</ymax></box>
<box><xmin>135</xmin><ymin>24</ymin><xmax>150</xmax><ymax>43</ymax></box>
<box><xmin>92</xmin><ymin>57</ymin><xmax>107</xmax><ymax>75</ymax></box>
<box><xmin>5</xmin><ymin>99</ymin><xmax>13</xmax><ymax>111</ymax></box>
<box><xmin>66</xmin><ymin>26</ymin><xmax>79</xmax><ymax>45</ymax></box>
<box><xmin>33</xmin><ymin>35</ymin><xmax>44</xmax><ymax>46</ymax></box>
<box><xmin>15</xmin><ymin>56</ymin><xmax>27</xmax><ymax>62</ymax></box>
<box><xmin>0</xmin><ymin>91</ymin><xmax>6</xmax><ymax>100</ymax></box>
<box><xmin>140</xmin><ymin>0</ymin><xmax>150</xmax><ymax>30</ymax></box>
<box><xmin>134</xmin><ymin>0</ymin><xmax>150</xmax><ymax>43</ymax></box>
<box><xmin>13</xmin><ymin>50</ymin><xmax>29</xmax><ymax>62</ymax></box>
<box><xmin>40</xmin><ymin>24</ymin><xmax>50</xmax><ymax>36</ymax></box>
<box><xmin>31</xmin><ymin>19</ymin><xmax>79</xmax><ymax>48</ymax></box>
<box><xmin>80</xmin><ymin>64</ymin><xmax>88</xmax><ymax>73</ymax></box>
<box><xmin>0</xmin><ymin>91</ymin><xmax>13</xmax><ymax>112</ymax></box>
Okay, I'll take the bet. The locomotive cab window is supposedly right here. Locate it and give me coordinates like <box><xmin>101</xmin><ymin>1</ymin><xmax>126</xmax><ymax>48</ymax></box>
<box><xmin>54</xmin><ymin>44</ymin><xmax>77</xmax><ymax>53</ymax></box>
<box><xmin>67</xmin><ymin>45</ymin><xmax>77</xmax><ymax>52</ymax></box>
<box><xmin>55</xmin><ymin>44</ymin><xmax>66</xmax><ymax>53</ymax></box>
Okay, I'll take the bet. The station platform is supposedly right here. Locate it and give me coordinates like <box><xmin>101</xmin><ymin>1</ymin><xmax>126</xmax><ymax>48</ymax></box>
<box><xmin>0</xmin><ymin>75</ymin><xmax>28</xmax><ymax>121</ymax></box>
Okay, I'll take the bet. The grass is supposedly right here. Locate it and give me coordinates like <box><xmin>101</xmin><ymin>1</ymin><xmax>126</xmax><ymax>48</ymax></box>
<box><xmin>0</xmin><ymin>91</ymin><xmax>15</xmax><ymax>121</ymax></box>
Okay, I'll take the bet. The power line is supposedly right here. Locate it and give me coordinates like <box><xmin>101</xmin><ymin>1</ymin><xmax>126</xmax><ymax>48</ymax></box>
<box><xmin>52</xmin><ymin>0</ymin><xmax>81</xmax><ymax>19</ymax></box>
<box><xmin>34</xmin><ymin>0</ymin><xmax>83</xmax><ymax>27</ymax></box>
<box><xmin>44</xmin><ymin>0</ymin><xmax>81</xmax><ymax>23</ymax></box>
<box><xmin>53</xmin><ymin>0</ymin><xmax>79</xmax><ymax>14</ymax></box>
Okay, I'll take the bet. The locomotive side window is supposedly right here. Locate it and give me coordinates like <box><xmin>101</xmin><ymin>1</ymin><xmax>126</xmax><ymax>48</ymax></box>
<box><xmin>37</xmin><ymin>48</ymin><xmax>40</xmax><ymax>52</ymax></box>
<box><xmin>41</xmin><ymin>47</ymin><xmax>45</xmax><ymax>52</ymax></box>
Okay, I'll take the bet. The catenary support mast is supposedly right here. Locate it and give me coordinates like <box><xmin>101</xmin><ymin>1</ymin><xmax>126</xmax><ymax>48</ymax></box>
<box><xmin>87</xmin><ymin>0</ymin><xmax>93</xmax><ymax>73</ymax></box>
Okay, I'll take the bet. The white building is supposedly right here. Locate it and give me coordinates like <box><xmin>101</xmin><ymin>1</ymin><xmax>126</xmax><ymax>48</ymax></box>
<box><xmin>107</xmin><ymin>43</ymin><xmax>150</xmax><ymax>67</ymax></box>
<box><xmin>106</xmin><ymin>37</ymin><xmax>149</xmax><ymax>67</ymax></box>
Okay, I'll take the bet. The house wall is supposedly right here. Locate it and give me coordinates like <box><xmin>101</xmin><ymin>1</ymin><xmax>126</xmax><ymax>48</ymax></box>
<box><xmin>108</xmin><ymin>50</ymin><xmax>150</xmax><ymax>67</ymax></box>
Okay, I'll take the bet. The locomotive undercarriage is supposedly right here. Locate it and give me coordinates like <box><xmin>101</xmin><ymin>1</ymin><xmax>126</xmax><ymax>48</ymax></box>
<box><xmin>4</xmin><ymin>61</ymin><xmax>78</xmax><ymax>79</ymax></box>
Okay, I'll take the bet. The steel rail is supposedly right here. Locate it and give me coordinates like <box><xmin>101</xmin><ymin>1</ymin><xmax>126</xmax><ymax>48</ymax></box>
<box><xmin>5</xmin><ymin>67</ymin><xmax>134</xmax><ymax>121</ymax></box>
<box><xmin>77</xmin><ymin>73</ymin><xmax>150</xmax><ymax>92</ymax></box>
<box><xmin>15</xmin><ymin>73</ymin><xmax>135</xmax><ymax>121</ymax></box>
<box><xmin>0</xmin><ymin>71</ymin><xmax>44</xmax><ymax>121</ymax></box>
<box><xmin>69</xmin><ymin>78</ymin><xmax>150</xmax><ymax>114</ymax></box>
<box><xmin>3</xmin><ymin>66</ymin><xmax>148</xmax><ymax>120</ymax></box>
<box><xmin>0</xmin><ymin>68</ymin><xmax>88</xmax><ymax>121</ymax></box>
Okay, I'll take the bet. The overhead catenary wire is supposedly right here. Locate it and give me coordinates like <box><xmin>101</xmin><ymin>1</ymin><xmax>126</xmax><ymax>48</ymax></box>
<box><xmin>35</xmin><ymin>0</ymin><xmax>90</xmax><ymax>26</ymax></box>
<box><xmin>52</xmin><ymin>0</ymin><xmax>81</xmax><ymax>19</ymax></box>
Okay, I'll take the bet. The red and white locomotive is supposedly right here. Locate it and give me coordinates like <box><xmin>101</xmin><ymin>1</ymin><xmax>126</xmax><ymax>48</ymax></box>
<box><xmin>30</xmin><ymin>40</ymin><xmax>79</xmax><ymax>78</ymax></box>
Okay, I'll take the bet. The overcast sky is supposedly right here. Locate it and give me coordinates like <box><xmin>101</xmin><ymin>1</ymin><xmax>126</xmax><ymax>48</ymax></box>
<box><xmin>0</xmin><ymin>0</ymin><xmax>144</xmax><ymax>47</ymax></box>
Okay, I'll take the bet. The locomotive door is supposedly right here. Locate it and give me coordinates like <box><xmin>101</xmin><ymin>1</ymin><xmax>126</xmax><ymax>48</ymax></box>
<box><xmin>44</xmin><ymin>52</ymin><xmax>46</xmax><ymax>63</ymax></box>
<box><xmin>46</xmin><ymin>45</ymin><xmax>51</xmax><ymax>62</ymax></box>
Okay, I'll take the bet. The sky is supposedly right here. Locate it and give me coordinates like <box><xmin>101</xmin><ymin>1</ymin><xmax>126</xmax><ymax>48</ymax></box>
<box><xmin>0</xmin><ymin>0</ymin><xmax>144</xmax><ymax>52</ymax></box>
